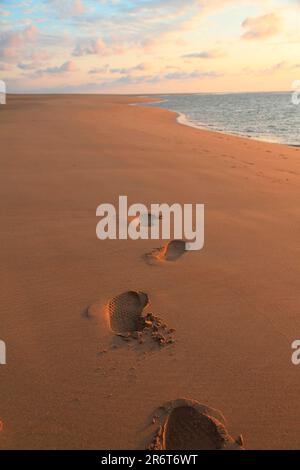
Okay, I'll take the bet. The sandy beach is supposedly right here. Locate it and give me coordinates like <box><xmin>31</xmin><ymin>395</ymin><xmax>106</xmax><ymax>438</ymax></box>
<box><xmin>0</xmin><ymin>94</ymin><xmax>299</xmax><ymax>449</ymax></box>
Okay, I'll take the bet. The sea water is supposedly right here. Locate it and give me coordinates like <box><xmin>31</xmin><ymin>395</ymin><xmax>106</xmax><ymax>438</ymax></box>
<box><xmin>144</xmin><ymin>92</ymin><xmax>300</xmax><ymax>146</ymax></box>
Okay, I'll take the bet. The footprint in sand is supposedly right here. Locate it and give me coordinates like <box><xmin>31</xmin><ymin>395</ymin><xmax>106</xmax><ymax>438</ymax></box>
<box><xmin>146</xmin><ymin>239</ymin><xmax>187</xmax><ymax>264</ymax></box>
<box><xmin>129</xmin><ymin>212</ymin><xmax>162</xmax><ymax>228</ymax></box>
<box><xmin>98</xmin><ymin>291</ymin><xmax>176</xmax><ymax>346</ymax></box>
<box><xmin>149</xmin><ymin>398</ymin><xmax>244</xmax><ymax>450</ymax></box>
<box><xmin>108</xmin><ymin>290</ymin><xmax>149</xmax><ymax>335</ymax></box>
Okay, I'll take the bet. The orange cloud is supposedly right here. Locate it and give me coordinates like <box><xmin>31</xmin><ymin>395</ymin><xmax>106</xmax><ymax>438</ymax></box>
<box><xmin>73</xmin><ymin>0</ymin><xmax>85</xmax><ymax>15</ymax></box>
<box><xmin>242</xmin><ymin>13</ymin><xmax>281</xmax><ymax>40</ymax></box>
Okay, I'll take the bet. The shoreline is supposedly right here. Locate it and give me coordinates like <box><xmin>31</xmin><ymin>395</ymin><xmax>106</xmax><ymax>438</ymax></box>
<box><xmin>135</xmin><ymin>96</ymin><xmax>300</xmax><ymax>148</ymax></box>
<box><xmin>0</xmin><ymin>94</ymin><xmax>300</xmax><ymax>450</ymax></box>
<box><xmin>6</xmin><ymin>92</ymin><xmax>299</xmax><ymax>148</ymax></box>
<box><xmin>175</xmin><ymin>111</ymin><xmax>300</xmax><ymax>148</ymax></box>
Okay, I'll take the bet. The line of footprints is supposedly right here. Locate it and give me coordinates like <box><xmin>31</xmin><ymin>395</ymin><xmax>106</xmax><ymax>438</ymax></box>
<box><xmin>86</xmin><ymin>229</ymin><xmax>245</xmax><ymax>450</ymax></box>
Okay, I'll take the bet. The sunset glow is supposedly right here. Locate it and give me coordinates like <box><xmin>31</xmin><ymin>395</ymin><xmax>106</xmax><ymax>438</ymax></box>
<box><xmin>1</xmin><ymin>0</ymin><xmax>300</xmax><ymax>93</ymax></box>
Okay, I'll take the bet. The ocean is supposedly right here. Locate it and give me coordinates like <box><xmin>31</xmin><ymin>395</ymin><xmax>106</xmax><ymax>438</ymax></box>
<box><xmin>143</xmin><ymin>92</ymin><xmax>300</xmax><ymax>147</ymax></box>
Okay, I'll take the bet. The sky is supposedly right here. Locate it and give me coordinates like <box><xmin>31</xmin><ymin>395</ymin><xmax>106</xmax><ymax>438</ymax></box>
<box><xmin>0</xmin><ymin>0</ymin><xmax>300</xmax><ymax>93</ymax></box>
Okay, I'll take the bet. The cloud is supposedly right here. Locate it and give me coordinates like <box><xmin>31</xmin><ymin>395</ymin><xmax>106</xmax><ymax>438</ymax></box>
<box><xmin>109</xmin><ymin>63</ymin><xmax>145</xmax><ymax>74</ymax></box>
<box><xmin>263</xmin><ymin>61</ymin><xmax>287</xmax><ymax>73</ymax></box>
<box><xmin>78</xmin><ymin>0</ymin><xmax>229</xmax><ymax>54</ymax></box>
<box><xmin>34</xmin><ymin>60</ymin><xmax>78</xmax><ymax>77</ymax></box>
<box><xmin>182</xmin><ymin>49</ymin><xmax>225</xmax><ymax>59</ymax></box>
<box><xmin>18</xmin><ymin>62</ymin><xmax>38</xmax><ymax>70</ymax></box>
<box><xmin>28</xmin><ymin>49</ymin><xmax>50</xmax><ymax>62</ymax></box>
<box><xmin>99</xmin><ymin>74</ymin><xmax>161</xmax><ymax>88</ymax></box>
<box><xmin>16</xmin><ymin>49</ymin><xmax>50</xmax><ymax>71</ymax></box>
<box><xmin>0</xmin><ymin>63</ymin><xmax>11</xmax><ymax>71</ymax></box>
<box><xmin>241</xmin><ymin>13</ymin><xmax>281</xmax><ymax>40</ymax></box>
<box><xmin>46</xmin><ymin>0</ymin><xmax>85</xmax><ymax>18</ymax></box>
<box><xmin>99</xmin><ymin>69</ymin><xmax>221</xmax><ymax>88</ymax></box>
<box><xmin>0</xmin><ymin>9</ymin><xmax>10</xmax><ymax>17</ymax></box>
<box><xmin>88</xmin><ymin>65</ymin><xmax>109</xmax><ymax>75</ymax></box>
<box><xmin>72</xmin><ymin>35</ymin><xmax>125</xmax><ymax>56</ymax></box>
<box><xmin>3</xmin><ymin>0</ymin><xmax>297</xmax><ymax>93</ymax></box>
<box><xmin>23</xmin><ymin>25</ymin><xmax>38</xmax><ymax>41</ymax></box>
<box><xmin>0</xmin><ymin>25</ymin><xmax>38</xmax><ymax>60</ymax></box>
<box><xmin>72</xmin><ymin>37</ymin><xmax>106</xmax><ymax>56</ymax></box>
<box><xmin>73</xmin><ymin>0</ymin><xmax>85</xmax><ymax>15</ymax></box>
<box><xmin>261</xmin><ymin>61</ymin><xmax>300</xmax><ymax>74</ymax></box>
<box><xmin>164</xmin><ymin>70</ymin><xmax>221</xmax><ymax>80</ymax></box>
<box><xmin>88</xmin><ymin>63</ymin><xmax>145</xmax><ymax>75</ymax></box>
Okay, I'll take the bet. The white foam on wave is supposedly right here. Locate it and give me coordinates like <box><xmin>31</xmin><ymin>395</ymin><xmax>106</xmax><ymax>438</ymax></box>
<box><xmin>175</xmin><ymin>111</ymin><xmax>287</xmax><ymax>145</ymax></box>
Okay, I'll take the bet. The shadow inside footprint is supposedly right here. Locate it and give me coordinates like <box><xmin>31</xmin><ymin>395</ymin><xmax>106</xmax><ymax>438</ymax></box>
<box><xmin>149</xmin><ymin>398</ymin><xmax>244</xmax><ymax>450</ymax></box>
<box><xmin>108</xmin><ymin>291</ymin><xmax>149</xmax><ymax>335</ymax></box>
<box><xmin>165</xmin><ymin>406</ymin><xmax>228</xmax><ymax>450</ymax></box>
<box><xmin>146</xmin><ymin>240</ymin><xmax>187</xmax><ymax>264</ymax></box>
<box><xmin>105</xmin><ymin>291</ymin><xmax>176</xmax><ymax>348</ymax></box>
<box><xmin>86</xmin><ymin>292</ymin><xmax>176</xmax><ymax>350</ymax></box>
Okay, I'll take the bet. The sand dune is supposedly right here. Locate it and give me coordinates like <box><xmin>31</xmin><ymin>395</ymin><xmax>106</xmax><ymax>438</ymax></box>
<box><xmin>0</xmin><ymin>94</ymin><xmax>300</xmax><ymax>449</ymax></box>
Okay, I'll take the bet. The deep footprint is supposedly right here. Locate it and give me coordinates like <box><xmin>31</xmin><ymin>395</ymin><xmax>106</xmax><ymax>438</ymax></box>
<box><xmin>108</xmin><ymin>291</ymin><xmax>149</xmax><ymax>335</ymax></box>
<box><xmin>150</xmin><ymin>398</ymin><xmax>244</xmax><ymax>450</ymax></box>
<box><xmin>106</xmin><ymin>291</ymin><xmax>176</xmax><ymax>346</ymax></box>
<box><xmin>146</xmin><ymin>240</ymin><xmax>187</xmax><ymax>263</ymax></box>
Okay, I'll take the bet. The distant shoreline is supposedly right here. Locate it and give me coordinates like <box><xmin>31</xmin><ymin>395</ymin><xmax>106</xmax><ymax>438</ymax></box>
<box><xmin>134</xmin><ymin>96</ymin><xmax>300</xmax><ymax>148</ymax></box>
<box><xmin>175</xmin><ymin>111</ymin><xmax>300</xmax><ymax>148</ymax></box>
